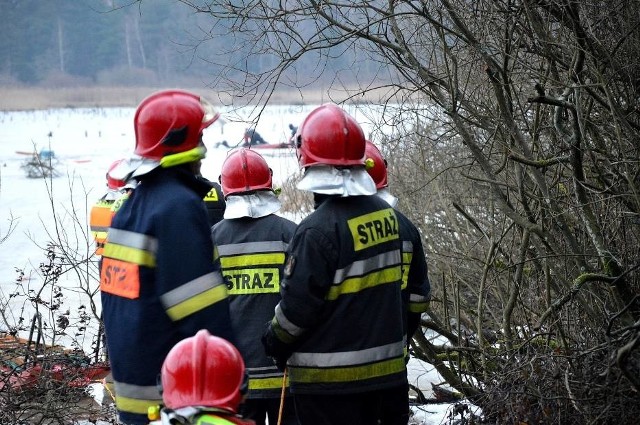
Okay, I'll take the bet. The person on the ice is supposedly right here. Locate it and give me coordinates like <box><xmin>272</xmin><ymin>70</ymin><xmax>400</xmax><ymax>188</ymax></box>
<box><xmin>211</xmin><ymin>148</ymin><xmax>297</xmax><ymax>425</ymax></box>
<box><xmin>243</xmin><ymin>128</ymin><xmax>268</xmax><ymax>146</ymax></box>
<box><xmin>364</xmin><ymin>140</ymin><xmax>431</xmax><ymax>356</ymax></box>
<box><xmin>89</xmin><ymin>158</ymin><xmax>132</xmax><ymax>258</ymax></box>
<box><xmin>100</xmin><ymin>89</ymin><xmax>234</xmax><ymax>425</ymax></box>
<box><xmin>262</xmin><ymin>103</ymin><xmax>410</xmax><ymax>425</ymax></box>
<box><xmin>148</xmin><ymin>329</ymin><xmax>255</xmax><ymax>425</ymax></box>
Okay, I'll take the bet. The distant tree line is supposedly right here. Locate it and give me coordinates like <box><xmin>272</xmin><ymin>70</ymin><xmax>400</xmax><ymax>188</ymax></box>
<box><xmin>0</xmin><ymin>0</ymin><xmax>380</xmax><ymax>90</ymax></box>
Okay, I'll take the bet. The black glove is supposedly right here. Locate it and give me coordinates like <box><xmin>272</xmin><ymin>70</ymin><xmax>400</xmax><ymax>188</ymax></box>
<box><xmin>262</xmin><ymin>323</ymin><xmax>292</xmax><ymax>371</ymax></box>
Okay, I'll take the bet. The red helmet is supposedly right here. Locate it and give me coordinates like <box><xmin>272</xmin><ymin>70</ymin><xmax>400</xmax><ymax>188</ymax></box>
<box><xmin>220</xmin><ymin>148</ymin><xmax>272</xmax><ymax>197</ymax></box>
<box><xmin>106</xmin><ymin>159</ymin><xmax>127</xmax><ymax>190</ymax></box>
<box><xmin>134</xmin><ymin>90</ymin><xmax>220</xmax><ymax>161</ymax></box>
<box><xmin>296</xmin><ymin>103</ymin><xmax>366</xmax><ymax>168</ymax></box>
<box><xmin>364</xmin><ymin>141</ymin><xmax>388</xmax><ymax>189</ymax></box>
<box><xmin>161</xmin><ymin>330</ymin><xmax>246</xmax><ymax>412</ymax></box>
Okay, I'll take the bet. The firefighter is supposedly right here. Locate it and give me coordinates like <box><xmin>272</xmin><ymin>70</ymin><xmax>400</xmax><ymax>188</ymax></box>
<box><xmin>148</xmin><ymin>329</ymin><xmax>255</xmax><ymax>425</ymax></box>
<box><xmin>202</xmin><ymin>176</ymin><xmax>226</xmax><ymax>227</ymax></box>
<box><xmin>364</xmin><ymin>140</ymin><xmax>431</xmax><ymax>357</ymax></box>
<box><xmin>211</xmin><ymin>148</ymin><xmax>297</xmax><ymax>425</ymax></box>
<box><xmin>262</xmin><ymin>103</ymin><xmax>409</xmax><ymax>425</ymax></box>
<box><xmin>100</xmin><ymin>89</ymin><xmax>234</xmax><ymax>425</ymax></box>
<box><xmin>89</xmin><ymin>159</ymin><xmax>130</xmax><ymax>258</ymax></box>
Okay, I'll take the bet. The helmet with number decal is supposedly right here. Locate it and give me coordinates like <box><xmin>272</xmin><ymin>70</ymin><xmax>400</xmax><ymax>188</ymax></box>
<box><xmin>134</xmin><ymin>89</ymin><xmax>220</xmax><ymax>163</ymax></box>
<box><xmin>219</xmin><ymin>148</ymin><xmax>273</xmax><ymax>197</ymax></box>
<box><xmin>364</xmin><ymin>141</ymin><xmax>388</xmax><ymax>189</ymax></box>
<box><xmin>296</xmin><ymin>103</ymin><xmax>366</xmax><ymax>168</ymax></box>
<box><xmin>161</xmin><ymin>330</ymin><xmax>247</xmax><ymax>413</ymax></box>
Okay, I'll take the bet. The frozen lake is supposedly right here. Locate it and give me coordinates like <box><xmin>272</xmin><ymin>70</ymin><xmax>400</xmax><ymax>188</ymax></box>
<box><xmin>0</xmin><ymin>104</ymin><xmax>473</xmax><ymax>424</ymax></box>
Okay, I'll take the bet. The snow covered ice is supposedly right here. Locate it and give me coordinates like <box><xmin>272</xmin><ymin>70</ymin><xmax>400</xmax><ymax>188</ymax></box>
<box><xmin>0</xmin><ymin>106</ymin><xmax>476</xmax><ymax>424</ymax></box>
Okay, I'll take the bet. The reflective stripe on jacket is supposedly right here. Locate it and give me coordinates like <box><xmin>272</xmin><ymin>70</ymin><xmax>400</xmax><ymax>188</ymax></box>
<box><xmin>271</xmin><ymin>195</ymin><xmax>408</xmax><ymax>394</ymax></box>
<box><xmin>396</xmin><ymin>210</ymin><xmax>431</xmax><ymax>340</ymax></box>
<box><xmin>212</xmin><ymin>214</ymin><xmax>296</xmax><ymax>398</ymax></box>
<box><xmin>100</xmin><ymin>167</ymin><xmax>234</xmax><ymax>425</ymax></box>
<box><xmin>89</xmin><ymin>199</ymin><xmax>114</xmax><ymax>255</ymax></box>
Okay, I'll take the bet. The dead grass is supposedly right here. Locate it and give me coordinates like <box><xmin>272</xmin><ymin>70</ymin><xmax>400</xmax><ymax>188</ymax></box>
<box><xmin>0</xmin><ymin>85</ymin><xmax>389</xmax><ymax>111</ymax></box>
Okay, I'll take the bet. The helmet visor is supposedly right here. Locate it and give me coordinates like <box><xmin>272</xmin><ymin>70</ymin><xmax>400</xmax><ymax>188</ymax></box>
<box><xmin>200</xmin><ymin>96</ymin><xmax>221</xmax><ymax>129</ymax></box>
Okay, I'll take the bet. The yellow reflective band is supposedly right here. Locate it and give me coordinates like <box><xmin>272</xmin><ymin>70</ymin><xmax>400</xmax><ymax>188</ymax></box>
<box><xmin>401</xmin><ymin>252</ymin><xmax>413</xmax><ymax>290</ymax></box>
<box><xmin>347</xmin><ymin>208</ymin><xmax>399</xmax><ymax>251</ymax></box>
<box><xmin>409</xmin><ymin>301</ymin><xmax>430</xmax><ymax>313</ymax></box>
<box><xmin>160</xmin><ymin>146</ymin><xmax>206</xmax><ymax>168</ymax></box>
<box><xmin>166</xmin><ymin>284</ymin><xmax>228</xmax><ymax>321</ymax></box>
<box><xmin>288</xmin><ymin>356</ymin><xmax>406</xmax><ymax>383</ymax></box>
<box><xmin>225</xmin><ymin>268</ymin><xmax>280</xmax><ymax>295</ymax></box>
<box><xmin>196</xmin><ymin>415</ymin><xmax>236</xmax><ymax>425</ymax></box>
<box><xmin>327</xmin><ymin>266</ymin><xmax>401</xmax><ymax>300</ymax></box>
<box><xmin>115</xmin><ymin>395</ymin><xmax>162</xmax><ymax>415</ymax></box>
<box><xmin>220</xmin><ymin>252</ymin><xmax>285</xmax><ymax>268</ymax></box>
<box><xmin>272</xmin><ymin>316</ymin><xmax>297</xmax><ymax>344</ymax></box>
<box><xmin>92</xmin><ymin>230</ymin><xmax>108</xmax><ymax>240</ymax></box>
<box><xmin>249</xmin><ymin>375</ymin><xmax>288</xmax><ymax>390</ymax></box>
<box><xmin>204</xmin><ymin>187</ymin><xmax>219</xmax><ymax>201</ymax></box>
<box><xmin>111</xmin><ymin>193</ymin><xmax>130</xmax><ymax>213</ymax></box>
<box><xmin>102</xmin><ymin>243</ymin><xmax>156</xmax><ymax>267</ymax></box>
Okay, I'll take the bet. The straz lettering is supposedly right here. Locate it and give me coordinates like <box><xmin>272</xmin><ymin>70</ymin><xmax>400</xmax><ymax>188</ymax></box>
<box><xmin>204</xmin><ymin>188</ymin><xmax>219</xmax><ymax>201</ymax></box>
<box><xmin>223</xmin><ymin>268</ymin><xmax>280</xmax><ymax>295</ymax></box>
<box><xmin>100</xmin><ymin>258</ymin><xmax>140</xmax><ymax>299</ymax></box>
<box><xmin>348</xmin><ymin>208</ymin><xmax>400</xmax><ymax>251</ymax></box>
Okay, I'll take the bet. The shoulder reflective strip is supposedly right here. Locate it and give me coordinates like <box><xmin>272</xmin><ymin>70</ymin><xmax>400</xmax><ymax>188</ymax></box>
<box><xmin>273</xmin><ymin>303</ymin><xmax>305</xmax><ymax>338</ymax></box>
<box><xmin>113</xmin><ymin>381</ymin><xmax>162</xmax><ymax>415</ymax></box>
<box><xmin>217</xmin><ymin>241</ymin><xmax>289</xmax><ymax>256</ymax></box>
<box><xmin>196</xmin><ymin>415</ymin><xmax>236</xmax><ymax>425</ymax></box>
<box><xmin>111</xmin><ymin>194</ymin><xmax>129</xmax><ymax>213</ymax></box>
<box><xmin>333</xmin><ymin>250</ymin><xmax>401</xmax><ymax>283</ymax></box>
<box><xmin>249</xmin><ymin>375</ymin><xmax>288</xmax><ymax>390</ymax></box>
<box><xmin>108</xmin><ymin>228</ymin><xmax>158</xmax><ymax>254</ymax></box>
<box><xmin>288</xmin><ymin>356</ymin><xmax>406</xmax><ymax>384</ymax></box>
<box><xmin>402</xmin><ymin>240</ymin><xmax>414</xmax><ymax>253</ymax></box>
<box><xmin>347</xmin><ymin>208</ymin><xmax>400</xmax><ymax>251</ymax></box>
<box><xmin>289</xmin><ymin>340</ymin><xmax>405</xmax><ymax>367</ymax></box>
<box><xmin>162</xmin><ymin>273</ymin><xmax>228</xmax><ymax>321</ymax></box>
<box><xmin>102</xmin><ymin>243</ymin><xmax>156</xmax><ymax>267</ymax></box>
<box><xmin>220</xmin><ymin>253</ymin><xmax>285</xmax><ymax>268</ymax></box>
<box><xmin>327</xmin><ymin>266</ymin><xmax>401</xmax><ymax>300</ymax></box>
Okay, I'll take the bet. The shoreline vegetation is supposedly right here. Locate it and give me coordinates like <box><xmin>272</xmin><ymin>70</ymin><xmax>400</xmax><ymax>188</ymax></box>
<box><xmin>0</xmin><ymin>86</ymin><xmax>385</xmax><ymax>111</ymax></box>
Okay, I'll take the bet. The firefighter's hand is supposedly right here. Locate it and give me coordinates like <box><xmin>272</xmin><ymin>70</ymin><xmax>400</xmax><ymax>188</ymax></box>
<box><xmin>262</xmin><ymin>323</ymin><xmax>291</xmax><ymax>371</ymax></box>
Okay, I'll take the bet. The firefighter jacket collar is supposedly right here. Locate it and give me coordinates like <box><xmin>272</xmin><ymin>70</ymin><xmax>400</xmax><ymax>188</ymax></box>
<box><xmin>375</xmin><ymin>188</ymin><xmax>398</xmax><ymax>208</ymax></box>
<box><xmin>296</xmin><ymin>165</ymin><xmax>377</xmax><ymax>196</ymax></box>
<box><xmin>223</xmin><ymin>190</ymin><xmax>281</xmax><ymax>219</ymax></box>
<box><xmin>107</xmin><ymin>155</ymin><xmax>157</xmax><ymax>181</ymax></box>
<box><xmin>101</xmin><ymin>188</ymin><xmax>125</xmax><ymax>202</ymax></box>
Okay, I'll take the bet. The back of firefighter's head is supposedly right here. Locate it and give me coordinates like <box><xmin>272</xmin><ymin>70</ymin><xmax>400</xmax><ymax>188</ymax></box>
<box><xmin>364</xmin><ymin>140</ymin><xmax>389</xmax><ymax>190</ymax></box>
<box><xmin>106</xmin><ymin>159</ymin><xmax>127</xmax><ymax>190</ymax></box>
<box><xmin>161</xmin><ymin>330</ymin><xmax>247</xmax><ymax>413</ymax></box>
<box><xmin>134</xmin><ymin>89</ymin><xmax>219</xmax><ymax>169</ymax></box>
<box><xmin>296</xmin><ymin>103</ymin><xmax>366</xmax><ymax>169</ymax></box>
<box><xmin>219</xmin><ymin>148</ymin><xmax>273</xmax><ymax>198</ymax></box>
